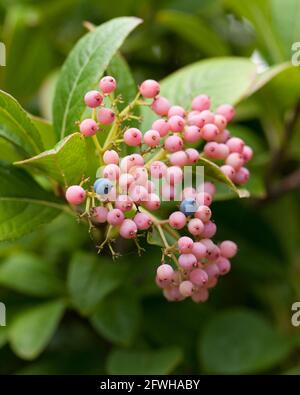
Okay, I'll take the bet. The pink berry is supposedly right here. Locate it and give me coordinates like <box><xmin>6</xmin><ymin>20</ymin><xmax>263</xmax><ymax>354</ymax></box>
<box><xmin>91</xmin><ymin>206</ymin><xmax>108</xmax><ymax>223</ymax></box>
<box><xmin>213</xmin><ymin>114</ymin><xmax>227</xmax><ymax>131</ymax></box>
<box><xmin>219</xmin><ymin>240</ymin><xmax>238</xmax><ymax>258</ymax></box>
<box><xmin>182</xmin><ymin>187</ymin><xmax>196</xmax><ymax>199</ymax></box>
<box><xmin>169</xmin><ymin>151</ymin><xmax>188</xmax><ymax>167</ymax></box>
<box><xmin>199</xmin><ymin>110</ymin><xmax>214</xmax><ymax>124</ymax></box>
<box><xmin>124</xmin><ymin>128</ymin><xmax>142</xmax><ymax>146</ymax></box>
<box><xmin>202</xmin><ymin>182</ymin><xmax>216</xmax><ymax>197</ymax></box>
<box><xmin>217</xmin><ymin>104</ymin><xmax>235</xmax><ymax>122</ymax></box>
<box><xmin>143</xmin><ymin>193</ymin><xmax>160</xmax><ymax>210</ymax></box>
<box><xmin>179</xmin><ymin>280</ymin><xmax>194</xmax><ymax>297</ymax></box>
<box><xmin>161</xmin><ymin>183</ymin><xmax>175</xmax><ymax>201</ymax></box>
<box><xmin>120</xmin><ymin>154</ymin><xmax>144</xmax><ymax>173</ymax></box>
<box><xmin>204</xmin><ymin>142</ymin><xmax>229</xmax><ymax>160</ymax></box>
<box><xmin>163</xmin><ymin>287</ymin><xmax>184</xmax><ymax>302</ymax></box>
<box><xmin>146</xmin><ymin>180</ymin><xmax>155</xmax><ymax>193</ymax></box>
<box><xmin>204</xmin><ymin>263</ymin><xmax>219</xmax><ymax>279</ymax></box>
<box><xmin>188</xmin><ymin>218</ymin><xmax>204</xmax><ymax>236</ymax></box>
<box><xmin>185</xmin><ymin>148</ymin><xmax>199</xmax><ymax>164</ymax></box>
<box><xmin>189</xmin><ymin>268</ymin><xmax>208</xmax><ymax>286</ymax></box>
<box><xmin>220</xmin><ymin>165</ymin><xmax>236</xmax><ymax>180</ymax></box>
<box><xmin>216</xmin><ymin>256</ymin><xmax>231</xmax><ymax>275</ymax></box>
<box><xmin>131</xmin><ymin>167</ymin><xmax>148</xmax><ymax>186</ymax></box>
<box><xmin>65</xmin><ymin>185</ymin><xmax>86</xmax><ymax>205</ymax></box>
<box><xmin>192</xmin><ymin>242</ymin><xmax>207</xmax><ymax>259</ymax></box>
<box><xmin>200</xmin><ymin>238</ymin><xmax>215</xmax><ymax>257</ymax></box>
<box><xmin>195</xmin><ymin>192</ymin><xmax>212</xmax><ymax>206</ymax></box>
<box><xmin>103</xmin><ymin>149</ymin><xmax>119</xmax><ymax>165</ymax></box>
<box><xmin>168</xmin><ymin>105</ymin><xmax>185</xmax><ymax>118</ymax></box>
<box><xmin>201</xmin><ymin>123</ymin><xmax>219</xmax><ymax>141</ymax></box>
<box><xmin>107</xmin><ymin>209</ymin><xmax>124</xmax><ymax>226</ymax></box>
<box><xmin>164</xmin><ymin>135</ymin><xmax>183</xmax><ymax>153</ymax></box>
<box><xmin>129</xmin><ymin>184</ymin><xmax>148</xmax><ymax>203</ymax></box>
<box><xmin>178</xmin><ymin>236</ymin><xmax>194</xmax><ymax>253</ymax></box>
<box><xmin>195</xmin><ymin>205</ymin><xmax>212</xmax><ymax>223</ymax></box>
<box><xmin>165</xmin><ymin>166</ymin><xmax>183</xmax><ymax>185</ymax></box>
<box><xmin>183</xmin><ymin>126</ymin><xmax>202</xmax><ymax>143</ymax></box>
<box><xmin>134</xmin><ymin>212</ymin><xmax>152</xmax><ymax>230</ymax></box>
<box><xmin>99</xmin><ymin>76</ymin><xmax>116</xmax><ymax>94</ymax></box>
<box><xmin>119</xmin><ymin>173</ymin><xmax>134</xmax><ymax>192</ymax></box>
<box><xmin>115</xmin><ymin>195</ymin><xmax>133</xmax><ymax>212</ymax></box>
<box><xmin>169</xmin><ymin>211</ymin><xmax>187</xmax><ymax>229</ymax></box>
<box><xmin>157</xmin><ymin>264</ymin><xmax>174</xmax><ymax>281</ymax></box>
<box><xmin>201</xmin><ymin>221</ymin><xmax>217</xmax><ymax>238</ymax></box>
<box><xmin>84</xmin><ymin>90</ymin><xmax>103</xmax><ymax>108</ymax></box>
<box><xmin>225</xmin><ymin>152</ymin><xmax>244</xmax><ymax>170</ymax></box>
<box><xmin>151</xmin><ymin>96</ymin><xmax>171</xmax><ymax>116</ymax></box>
<box><xmin>119</xmin><ymin>219</ymin><xmax>137</xmax><ymax>239</ymax></box>
<box><xmin>103</xmin><ymin>164</ymin><xmax>120</xmax><ymax>180</ymax></box>
<box><xmin>143</xmin><ymin>129</ymin><xmax>160</xmax><ymax>147</ymax></box>
<box><xmin>226</xmin><ymin>137</ymin><xmax>244</xmax><ymax>153</ymax></box>
<box><xmin>150</xmin><ymin>161</ymin><xmax>167</xmax><ymax>179</ymax></box>
<box><xmin>191</xmin><ymin>288</ymin><xmax>209</xmax><ymax>303</ymax></box>
<box><xmin>242</xmin><ymin>146</ymin><xmax>253</xmax><ymax>162</ymax></box>
<box><xmin>139</xmin><ymin>79</ymin><xmax>160</xmax><ymax>98</ymax></box>
<box><xmin>152</xmin><ymin>119</ymin><xmax>169</xmax><ymax>137</ymax></box>
<box><xmin>97</xmin><ymin>108</ymin><xmax>115</xmax><ymax>125</ymax></box>
<box><xmin>234</xmin><ymin>167</ymin><xmax>250</xmax><ymax>185</ymax></box>
<box><xmin>79</xmin><ymin>118</ymin><xmax>98</xmax><ymax>137</ymax></box>
<box><xmin>205</xmin><ymin>276</ymin><xmax>218</xmax><ymax>289</ymax></box>
<box><xmin>215</xmin><ymin>129</ymin><xmax>230</xmax><ymax>143</ymax></box>
<box><xmin>188</xmin><ymin>113</ymin><xmax>206</xmax><ymax>128</ymax></box>
<box><xmin>178</xmin><ymin>253</ymin><xmax>197</xmax><ymax>270</ymax></box>
<box><xmin>192</xmin><ymin>95</ymin><xmax>211</xmax><ymax>111</ymax></box>
<box><xmin>168</xmin><ymin>115</ymin><xmax>185</xmax><ymax>132</ymax></box>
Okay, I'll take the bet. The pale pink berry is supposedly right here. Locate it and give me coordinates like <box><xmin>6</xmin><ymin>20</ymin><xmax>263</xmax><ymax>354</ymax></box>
<box><xmin>189</xmin><ymin>268</ymin><xmax>208</xmax><ymax>286</ymax></box>
<box><xmin>161</xmin><ymin>183</ymin><xmax>175</xmax><ymax>201</ymax></box>
<box><xmin>143</xmin><ymin>129</ymin><xmax>160</xmax><ymax>147</ymax></box>
<box><xmin>103</xmin><ymin>149</ymin><xmax>119</xmax><ymax>165</ymax></box>
<box><xmin>150</xmin><ymin>161</ymin><xmax>167</xmax><ymax>179</ymax></box>
<box><xmin>92</xmin><ymin>206</ymin><xmax>108</xmax><ymax>223</ymax></box>
<box><xmin>163</xmin><ymin>287</ymin><xmax>184</xmax><ymax>302</ymax></box>
<box><xmin>168</xmin><ymin>105</ymin><xmax>185</xmax><ymax>118</ymax></box>
<box><xmin>209</xmin><ymin>245</ymin><xmax>221</xmax><ymax>262</ymax></box>
<box><xmin>151</xmin><ymin>96</ymin><xmax>171</xmax><ymax>116</ymax></box>
<box><xmin>120</xmin><ymin>154</ymin><xmax>144</xmax><ymax>172</ymax></box>
<box><xmin>216</xmin><ymin>257</ymin><xmax>231</xmax><ymax>275</ymax></box>
<box><xmin>79</xmin><ymin>118</ymin><xmax>98</xmax><ymax>137</ymax></box>
<box><xmin>242</xmin><ymin>146</ymin><xmax>253</xmax><ymax>162</ymax></box>
<box><xmin>115</xmin><ymin>195</ymin><xmax>133</xmax><ymax>212</ymax></box>
<box><xmin>192</xmin><ymin>242</ymin><xmax>207</xmax><ymax>259</ymax></box>
<box><xmin>215</xmin><ymin>128</ymin><xmax>230</xmax><ymax>143</ymax></box>
<box><xmin>97</xmin><ymin>108</ymin><xmax>115</xmax><ymax>125</ymax></box>
<box><xmin>217</xmin><ymin>104</ymin><xmax>235</xmax><ymax>122</ymax></box>
<box><xmin>168</xmin><ymin>115</ymin><xmax>185</xmax><ymax>132</ymax></box>
<box><xmin>65</xmin><ymin>185</ymin><xmax>86</xmax><ymax>205</ymax></box>
<box><xmin>213</xmin><ymin>114</ymin><xmax>227</xmax><ymax>131</ymax></box>
<box><xmin>156</xmin><ymin>276</ymin><xmax>169</xmax><ymax>289</ymax></box>
<box><xmin>220</xmin><ymin>165</ymin><xmax>236</xmax><ymax>180</ymax></box>
<box><xmin>202</xmin><ymin>182</ymin><xmax>216</xmax><ymax>197</ymax></box>
<box><xmin>199</xmin><ymin>110</ymin><xmax>214</xmax><ymax>124</ymax></box>
<box><xmin>185</xmin><ymin>148</ymin><xmax>199</xmax><ymax>164</ymax></box>
<box><xmin>192</xmin><ymin>288</ymin><xmax>209</xmax><ymax>303</ymax></box>
<box><xmin>179</xmin><ymin>280</ymin><xmax>194</xmax><ymax>297</ymax></box>
<box><xmin>178</xmin><ymin>253</ymin><xmax>197</xmax><ymax>270</ymax></box>
<box><xmin>143</xmin><ymin>193</ymin><xmax>160</xmax><ymax>210</ymax></box>
<box><xmin>164</xmin><ymin>135</ymin><xmax>183</xmax><ymax>153</ymax></box>
<box><xmin>139</xmin><ymin>79</ymin><xmax>160</xmax><ymax>98</ymax></box>
<box><xmin>99</xmin><ymin>76</ymin><xmax>116</xmax><ymax>94</ymax></box>
<box><xmin>188</xmin><ymin>113</ymin><xmax>206</xmax><ymax>128</ymax></box>
<box><xmin>169</xmin><ymin>211</ymin><xmax>186</xmax><ymax>229</ymax></box>
<box><xmin>182</xmin><ymin>187</ymin><xmax>196</xmax><ymax>199</ymax></box>
<box><xmin>200</xmin><ymin>238</ymin><xmax>215</xmax><ymax>258</ymax></box>
<box><xmin>201</xmin><ymin>221</ymin><xmax>217</xmax><ymax>238</ymax></box>
<box><xmin>195</xmin><ymin>205</ymin><xmax>212</xmax><ymax>223</ymax></box>
<box><xmin>188</xmin><ymin>218</ymin><xmax>204</xmax><ymax>236</ymax></box>
<box><xmin>134</xmin><ymin>212</ymin><xmax>152</xmax><ymax>230</ymax></box>
<box><xmin>195</xmin><ymin>192</ymin><xmax>212</xmax><ymax>206</ymax></box>
<box><xmin>183</xmin><ymin>126</ymin><xmax>201</xmax><ymax>143</ymax></box>
<box><xmin>157</xmin><ymin>264</ymin><xmax>174</xmax><ymax>281</ymax></box>
<box><xmin>129</xmin><ymin>184</ymin><xmax>148</xmax><ymax>203</ymax></box>
<box><xmin>192</xmin><ymin>95</ymin><xmax>211</xmax><ymax>111</ymax></box>
<box><xmin>131</xmin><ymin>167</ymin><xmax>148</xmax><ymax>186</ymax></box>
<box><xmin>178</xmin><ymin>236</ymin><xmax>194</xmax><ymax>253</ymax></box>
<box><xmin>146</xmin><ymin>180</ymin><xmax>155</xmax><ymax>193</ymax></box>
<box><xmin>103</xmin><ymin>164</ymin><xmax>120</xmax><ymax>180</ymax></box>
<box><xmin>204</xmin><ymin>142</ymin><xmax>229</xmax><ymax>160</ymax></box>
<box><xmin>84</xmin><ymin>90</ymin><xmax>103</xmax><ymax>108</ymax></box>
<box><xmin>226</xmin><ymin>152</ymin><xmax>244</xmax><ymax>170</ymax></box>
<box><xmin>204</xmin><ymin>263</ymin><xmax>219</xmax><ymax>279</ymax></box>
<box><xmin>165</xmin><ymin>166</ymin><xmax>183</xmax><ymax>185</ymax></box>
<box><xmin>107</xmin><ymin>208</ymin><xmax>124</xmax><ymax>226</ymax></box>
<box><xmin>124</xmin><ymin>128</ymin><xmax>142</xmax><ymax>146</ymax></box>
<box><xmin>226</xmin><ymin>137</ymin><xmax>244</xmax><ymax>153</ymax></box>
<box><xmin>205</xmin><ymin>276</ymin><xmax>218</xmax><ymax>289</ymax></box>
<box><xmin>170</xmin><ymin>151</ymin><xmax>188</xmax><ymax>167</ymax></box>
<box><xmin>201</xmin><ymin>123</ymin><xmax>219</xmax><ymax>141</ymax></box>
<box><xmin>119</xmin><ymin>173</ymin><xmax>134</xmax><ymax>192</ymax></box>
<box><xmin>219</xmin><ymin>240</ymin><xmax>238</xmax><ymax>258</ymax></box>
<box><xmin>152</xmin><ymin>119</ymin><xmax>169</xmax><ymax>137</ymax></box>
<box><xmin>119</xmin><ymin>219</ymin><xmax>137</xmax><ymax>239</ymax></box>
<box><xmin>234</xmin><ymin>167</ymin><xmax>250</xmax><ymax>185</ymax></box>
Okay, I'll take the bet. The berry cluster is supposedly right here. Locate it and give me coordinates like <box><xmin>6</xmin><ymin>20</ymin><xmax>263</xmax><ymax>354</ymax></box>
<box><xmin>65</xmin><ymin>76</ymin><xmax>252</xmax><ymax>303</ymax></box>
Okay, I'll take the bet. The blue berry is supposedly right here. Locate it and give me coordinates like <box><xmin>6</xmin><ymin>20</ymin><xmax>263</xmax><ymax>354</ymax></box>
<box><xmin>180</xmin><ymin>198</ymin><xmax>198</xmax><ymax>216</ymax></box>
<box><xmin>94</xmin><ymin>178</ymin><xmax>113</xmax><ymax>195</ymax></box>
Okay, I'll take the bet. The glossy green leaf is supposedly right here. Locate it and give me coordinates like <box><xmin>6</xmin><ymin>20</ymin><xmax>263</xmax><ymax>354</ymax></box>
<box><xmin>31</xmin><ymin>116</ymin><xmax>57</xmax><ymax>150</ymax></box>
<box><xmin>53</xmin><ymin>17</ymin><xmax>142</xmax><ymax>138</ymax></box>
<box><xmin>9</xmin><ymin>300</ymin><xmax>65</xmax><ymax>360</ymax></box>
<box><xmin>15</xmin><ymin>133</ymin><xmax>88</xmax><ymax>186</ymax></box>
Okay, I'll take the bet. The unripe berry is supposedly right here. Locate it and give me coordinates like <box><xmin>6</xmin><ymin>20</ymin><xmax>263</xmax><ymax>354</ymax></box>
<box><xmin>168</xmin><ymin>115</ymin><xmax>185</xmax><ymax>132</ymax></box>
<box><xmin>199</xmin><ymin>110</ymin><xmax>214</xmax><ymax>124</ymax></box>
<box><xmin>178</xmin><ymin>236</ymin><xmax>194</xmax><ymax>253</ymax></box>
<box><xmin>157</xmin><ymin>264</ymin><xmax>174</xmax><ymax>281</ymax></box>
<box><xmin>219</xmin><ymin>240</ymin><xmax>238</xmax><ymax>258</ymax></box>
<box><xmin>220</xmin><ymin>165</ymin><xmax>236</xmax><ymax>180</ymax></box>
<box><xmin>84</xmin><ymin>90</ymin><xmax>103</xmax><ymax>108</ymax></box>
<box><xmin>202</xmin><ymin>182</ymin><xmax>216</xmax><ymax>197</ymax></box>
<box><xmin>124</xmin><ymin>128</ymin><xmax>142</xmax><ymax>146</ymax></box>
<box><xmin>204</xmin><ymin>263</ymin><xmax>219</xmax><ymax>279</ymax></box>
<box><xmin>200</xmin><ymin>238</ymin><xmax>215</xmax><ymax>258</ymax></box>
<box><xmin>165</xmin><ymin>166</ymin><xmax>183</xmax><ymax>185</ymax></box>
<box><xmin>213</xmin><ymin>114</ymin><xmax>227</xmax><ymax>131</ymax></box>
<box><xmin>201</xmin><ymin>123</ymin><xmax>219</xmax><ymax>141</ymax></box>
<box><xmin>192</xmin><ymin>95</ymin><xmax>211</xmax><ymax>111</ymax></box>
<box><xmin>129</xmin><ymin>184</ymin><xmax>148</xmax><ymax>203</ymax></box>
<box><xmin>107</xmin><ymin>209</ymin><xmax>124</xmax><ymax>226</ymax></box>
<box><xmin>217</xmin><ymin>104</ymin><xmax>235</xmax><ymax>122</ymax></box>
<box><xmin>226</xmin><ymin>137</ymin><xmax>244</xmax><ymax>153</ymax></box>
<box><xmin>189</xmin><ymin>268</ymin><xmax>208</xmax><ymax>286</ymax></box>
<box><xmin>79</xmin><ymin>118</ymin><xmax>98</xmax><ymax>136</ymax></box>
<box><xmin>65</xmin><ymin>185</ymin><xmax>86</xmax><ymax>205</ymax></box>
<box><xmin>192</xmin><ymin>242</ymin><xmax>207</xmax><ymax>259</ymax></box>
<box><xmin>183</xmin><ymin>125</ymin><xmax>202</xmax><ymax>143</ymax></box>
<box><xmin>195</xmin><ymin>192</ymin><xmax>212</xmax><ymax>207</ymax></box>
<box><xmin>99</xmin><ymin>76</ymin><xmax>116</xmax><ymax>94</ymax></box>
<box><xmin>201</xmin><ymin>221</ymin><xmax>217</xmax><ymax>238</ymax></box>
<box><xmin>179</xmin><ymin>280</ymin><xmax>194</xmax><ymax>297</ymax></box>
<box><xmin>161</xmin><ymin>183</ymin><xmax>175</xmax><ymax>201</ymax></box>
<box><xmin>182</xmin><ymin>187</ymin><xmax>196</xmax><ymax>199</ymax></box>
<box><xmin>139</xmin><ymin>79</ymin><xmax>160</xmax><ymax>98</ymax></box>
<box><xmin>216</xmin><ymin>256</ymin><xmax>231</xmax><ymax>275</ymax></box>
<box><xmin>146</xmin><ymin>180</ymin><xmax>155</xmax><ymax>193</ymax></box>
<box><xmin>168</xmin><ymin>105</ymin><xmax>185</xmax><ymax>118</ymax></box>
<box><xmin>151</xmin><ymin>96</ymin><xmax>171</xmax><ymax>116</ymax></box>
<box><xmin>115</xmin><ymin>195</ymin><xmax>133</xmax><ymax>212</ymax></box>
<box><xmin>169</xmin><ymin>151</ymin><xmax>188</xmax><ymax>167</ymax></box>
<box><xmin>94</xmin><ymin>178</ymin><xmax>113</xmax><ymax>195</ymax></box>
<box><xmin>119</xmin><ymin>219</ymin><xmax>137</xmax><ymax>239</ymax></box>
<box><xmin>103</xmin><ymin>149</ymin><xmax>119</xmax><ymax>165</ymax></box>
<box><xmin>192</xmin><ymin>288</ymin><xmax>209</xmax><ymax>303</ymax></box>
<box><xmin>188</xmin><ymin>218</ymin><xmax>204</xmax><ymax>236</ymax></box>
<box><xmin>103</xmin><ymin>164</ymin><xmax>120</xmax><ymax>180</ymax></box>
<box><xmin>204</xmin><ymin>142</ymin><xmax>229</xmax><ymax>160</ymax></box>
<box><xmin>143</xmin><ymin>193</ymin><xmax>161</xmax><ymax>210</ymax></box>
<box><xmin>225</xmin><ymin>152</ymin><xmax>244</xmax><ymax>170</ymax></box>
<box><xmin>169</xmin><ymin>211</ymin><xmax>187</xmax><ymax>229</ymax></box>
<box><xmin>195</xmin><ymin>205</ymin><xmax>212</xmax><ymax>223</ymax></box>
<box><xmin>242</xmin><ymin>145</ymin><xmax>253</xmax><ymax>162</ymax></box>
<box><xmin>234</xmin><ymin>167</ymin><xmax>250</xmax><ymax>185</ymax></box>
<box><xmin>178</xmin><ymin>253</ymin><xmax>197</xmax><ymax>270</ymax></box>
<box><xmin>180</xmin><ymin>198</ymin><xmax>198</xmax><ymax>216</ymax></box>
<box><xmin>120</xmin><ymin>154</ymin><xmax>144</xmax><ymax>172</ymax></box>
<box><xmin>119</xmin><ymin>173</ymin><xmax>134</xmax><ymax>192</ymax></box>
<box><xmin>188</xmin><ymin>113</ymin><xmax>206</xmax><ymax>128</ymax></box>
<box><xmin>205</xmin><ymin>276</ymin><xmax>218</xmax><ymax>289</ymax></box>
<box><xmin>152</xmin><ymin>119</ymin><xmax>169</xmax><ymax>137</ymax></box>
<box><xmin>134</xmin><ymin>212</ymin><xmax>152</xmax><ymax>230</ymax></box>
<box><xmin>185</xmin><ymin>148</ymin><xmax>199</xmax><ymax>164</ymax></box>
<box><xmin>163</xmin><ymin>287</ymin><xmax>184</xmax><ymax>301</ymax></box>
<box><xmin>164</xmin><ymin>135</ymin><xmax>183</xmax><ymax>153</ymax></box>
<box><xmin>150</xmin><ymin>161</ymin><xmax>167</xmax><ymax>179</ymax></box>
<box><xmin>143</xmin><ymin>129</ymin><xmax>161</xmax><ymax>147</ymax></box>
<box><xmin>91</xmin><ymin>206</ymin><xmax>108</xmax><ymax>223</ymax></box>
<box><xmin>131</xmin><ymin>166</ymin><xmax>148</xmax><ymax>186</ymax></box>
<box><xmin>97</xmin><ymin>108</ymin><xmax>115</xmax><ymax>125</ymax></box>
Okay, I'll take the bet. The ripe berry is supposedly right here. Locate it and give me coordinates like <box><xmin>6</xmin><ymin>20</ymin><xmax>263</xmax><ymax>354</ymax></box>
<box><xmin>199</xmin><ymin>110</ymin><xmax>214</xmax><ymax>124</ymax></box>
<box><xmin>225</xmin><ymin>152</ymin><xmax>244</xmax><ymax>170</ymax></box>
<box><xmin>195</xmin><ymin>192</ymin><xmax>212</xmax><ymax>207</ymax></box>
<box><xmin>185</xmin><ymin>148</ymin><xmax>199</xmax><ymax>164</ymax></box>
<box><xmin>242</xmin><ymin>146</ymin><xmax>253</xmax><ymax>162</ymax></box>
<box><xmin>65</xmin><ymin>185</ymin><xmax>86</xmax><ymax>205</ymax></box>
<box><xmin>169</xmin><ymin>211</ymin><xmax>187</xmax><ymax>229</ymax></box>
<box><xmin>188</xmin><ymin>113</ymin><xmax>206</xmax><ymax>128</ymax></box>
<box><xmin>119</xmin><ymin>219</ymin><xmax>137</xmax><ymax>239</ymax></box>
<box><xmin>217</xmin><ymin>104</ymin><xmax>235</xmax><ymax>122</ymax></box>
<box><xmin>192</xmin><ymin>242</ymin><xmax>207</xmax><ymax>259</ymax></box>
<box><xmin>152</xmin><ymin>119</ymin><xmax>169</xmax><ymax>137</ymax></box>
<box><xmin>204</xmin><ymin>263</ymin><xmax>219</xmax><ymax>279</ymax></box>
<box><xmin>107</xmin><ymin>209</ymin><xmax>125</xmax><ymax>226</ymax></box>
<box><xmin>169</xmin><ymin>151</ymin><xmax>188</xmax><ymax>167</ymax></box>
<box><xmin>168</xmin><ymin>105</ymin><xmax>185</xmax><ymax>118</ymax></box>
<box><xmin>139</xmin><ymin>79</ymin><xmax>160</xmax><ymax>98</ymax></box>
<box><xmin>164</xmin><ymin>135</ymin><xmax>183</xmax><ymax>153</ymax></box>
<box><xmin>99</xmin><ymin>76</ymin><xmax>116</xmax><ymax>94</ymax></box>
<box><xmin>220</xmin><ymin>165</ymin><xmax>236</xmax><ymax>180</ymax></box>
<box><xmin>103</xmin><ymin>164</ymin><xmax>120</xmax><ymax>180</ymax></box>
<box><xmin>94</xmin><ymin>178</ymin><xmax>113</xmax><ymax>195</ymax></box>
<box><xmin>188</xmin><ymin>218</ymin><xmax>204</xmax><ymax>236</ymax></box>
<box><xmin>201</xmin><ymin>123</ymin><xmax>219</xmax><ymax>141</ymax></box>
<box><xmin>115</xmin><ymin>195</ymin><xmax>133</xmax><ymax>212</ymax></box>
<box><xmin>97</xmin><ymin>108</ymin><xmax>115</xmax><ymax>125</ymax></box>
<box><xmin>215</xmin><ymin>128</ymin><xmax>230</xmax><ymax>143</ymax></box>
<box><xmin>168</xmin><ymin>115</ymin><xmax>185</xmax><ymax>132</ymax></box>
<box><xmin>84</xmin><ymin>90</ymin><xmax>103</xmax><ymax>108</ymax></box>
<box><xmin>134</xmin><ymin>212</ymin><xmax>152</xmax><ymax>230</ymax></box>
<box><xmin>195</xmin><ymin>205</ymin><xmax>212</xmax><ymax>223</ymax></box>
<box><xmin>143</xmin><ymin>193</ymin><xmax>161</xmax><ymax>210</ymax></box>
<box><xmin>192</xmin><ymin>95</ymin><xmax>211</xmax><ymax>111</ymax></box>
<box><xmin>226</xmin><ymin>137</ymin><xmax>244</xmax><ymax>153</ymax></box>
<box><xmin>157</xmin><ymin>264</ymin><xmax>174</xmax><ymax>281</ymax></box>
<box><xmin>183</xmin><ymin>126</ymin><xmax>202</xmax><ymax>143</ymax></box>
<box><xmin>91</xmin><ymin>206</ymin><xmax>108</xmax><ymax>223</ymax></box>
<box><xmin>180</xmin><ymin>198</ymin><xmax>198</xmax><ymax>216</ymax></box>
<box><xmin>79</xmin><ymin>118</ymin><xmax>98</xmax><ymax>136</ymax></box>
<box><xmin>234</xmin><ymin>167</ymin><xmax>250</xmax><ymax>185</ymax></box>
<box><xmin>214</xmin><ymin>114</ymin><xmax>227</xmax><ymax>131</ymax></box>
<box><xmin>179</xmin><ymin>280</ymin><xmax>194</xmax><ymax>297</ymax></box>
<box><xmin>216</xmin><ymin>257</ymin><xmax>231</xmax><ymax>274</ymax></box>
<box><xmin>219</xmin><ymin>240</ymin><xmax>237</xmax><ymax>258</ymax></box>
<box><xmin>124</xmin><ymin>128</ymin><xmax>142</xmax><ymax>146</ymax></box>
<box><xmin>178</xmin><ymin>253</ymin><xmax>197</xmax><ymax>270</ymax></box>
<box><xmin>151</xmin><ymin>96</ymin><xmax>171</xmax><ymax>116</ymax></box>
<box><xmin>143</xmin><ymin>129</ymin><xmax>161</xmax><ymax>147</ymax></box>
<box><xmin>103</xmin><ymin>149</ymin><xmax>119</xmax><ymax>165</ymax></box>
<box><xmin>189</xmin><ymin>268</ymin><xmax>208</xmax><ymax>286</ymax></box>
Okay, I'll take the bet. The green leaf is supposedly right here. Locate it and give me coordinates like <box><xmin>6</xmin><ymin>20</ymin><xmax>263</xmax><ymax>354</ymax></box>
<box><xmin>9</xmin><ymin>300</ymin><xmax>65</xmax><ymax>360</ymax></box>
<box><xmin>147</xmin><ymin>223</ymin><xmax>179</xmax><ymax>248</ymax></box>
<box><xmin>0</xmin><ymin>253</ymin><xmax>64</xmax><ymax>297</ymax></box>
<box><xmin>53</xmin><ymin>17</ymin><xmax>142</xmax><ymax>138</ymax></box>
<box><xmin>157</xmin><ymin>10</ymin><xmax>229</xmax><ymax>56</ymax></box>
<box><xmin>15</xmin><ymin>133</ymin><xmax>88</xmax><ymax>186</ymax></box>
<box><xmin>31</xmin><ymin>116</ymin><xmax>57</xmax><ymax>150</ymax></box>
<box><xmin>67</xmin><ymin>252</ymin><xmax>128</xmax><ymax>315</ymax></box>
<box><xmin>107</xmin><ymin>347</ymin><xmax>183</xmax><ymax>374</ymax></box>
<box><xmin>91</xmin><ymin>293</ymin><xmax>141</xmax><ymax>346</ymax></box>
<box><xmin>0</xmin><ymin>161</ymin><xmax>65</xmax><ymax>242</ymax></box>
<box><xmin>0</xmin><ymin>90</ymin><xmax>44</xmax><ymax>157</ymax></box>
<box><xmin>0</xmin><ymin>327</ymin><xmax>8</xmax><ymax>349</ymax></box>
<box><xmin>199</xmin><ymin>309</ymin><xmax>292</xmax><ymax>374</ymax></box>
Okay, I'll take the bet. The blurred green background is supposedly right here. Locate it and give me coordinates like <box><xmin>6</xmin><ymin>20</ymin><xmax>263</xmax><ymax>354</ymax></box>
<box><xmin>1</xmin><ymin>0</ymin><xmax>300</xmax><ymax>375</ymax></box>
